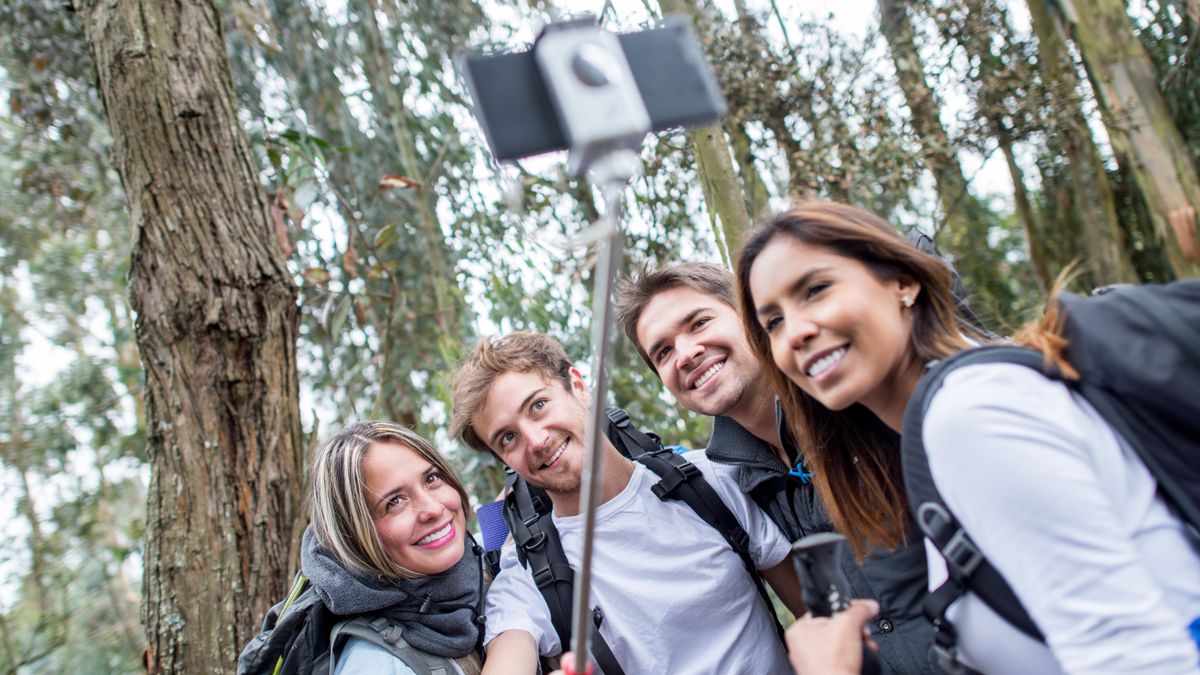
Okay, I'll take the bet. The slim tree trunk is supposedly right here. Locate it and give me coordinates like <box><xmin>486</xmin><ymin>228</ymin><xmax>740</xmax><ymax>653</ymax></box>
<box><xmin>689</xmin><ymin>123</ymin><xmax>753</xmax><ymax>262</ymax></box>
<box><xmin>353</xmin><ymin>0</ymin><xmax>460</xmax><ymax>346</ymax></box>
<box><xmin>657</xmin><ymin>0</ymin><xmax>752</xmax><ymax>261</ymax></box>
<box><xmin>1026</xmin><ymin>0</ymin><xmax>1137</xmax><ymax>283</ymax></box>
<box><xmin>1058</xmin><ymin>0</ymin><xmax>1200</xmax><ymax>275</ymax></box>
<box><xmin>990</xmin><ymin>116</ymin><xmax>1052</xmax><ymax>291</ymax></box>
<box><xmin>729</xmin><ymin>121</ymin><xmax>772</xmax><ymax>220</ymax></box>
<box><xmin>878</xmin><ymin>0</ymin><xmax>987</xmax><ymax>260</ymax></box>
<box><xmin>74</xmin><ymin>1</ymin><xmax>304</xmax><ymax>672</ymax></box>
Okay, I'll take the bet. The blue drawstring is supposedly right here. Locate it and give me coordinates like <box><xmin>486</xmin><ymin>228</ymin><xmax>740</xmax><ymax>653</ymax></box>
<box><xmin>788</xmin><ymin>459</ymin><xmax>813</xmax><ymax>484</ymax></box>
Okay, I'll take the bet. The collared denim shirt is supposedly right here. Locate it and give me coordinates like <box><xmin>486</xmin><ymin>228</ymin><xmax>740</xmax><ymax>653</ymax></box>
<box><xmin>705</xmin><ymin>405</ymin><xmax>943</xmax><ymax>675</ymax></box>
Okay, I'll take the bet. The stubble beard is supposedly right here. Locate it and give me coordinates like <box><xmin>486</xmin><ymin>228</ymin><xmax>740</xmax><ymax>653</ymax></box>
<box><xmin>528</xmin><ymin>436</ymin><xmax>583</xmax><ymax>496</ymax></box>
<box><xmin>688</xmin><ymin>367</ymin><xmax>748</xmax><ymax>418</ymax></box>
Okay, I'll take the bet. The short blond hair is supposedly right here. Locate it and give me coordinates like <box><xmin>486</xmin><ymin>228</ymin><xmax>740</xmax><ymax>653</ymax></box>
<box><xmin>449</xmin><ymin>331</ymin><xmax>573</xmax><ymax>454</ymax></box>
<box><xmin>309</xmin><ymin>421</ymin><xmax>472</xmax><ymax>579</ymax></box>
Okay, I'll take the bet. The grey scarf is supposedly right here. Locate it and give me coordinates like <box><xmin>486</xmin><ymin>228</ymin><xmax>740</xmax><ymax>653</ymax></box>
<box><xmin>300</xmin><ymin>526</ymin><xmax>484</xmax><ymax>658</ymax></box>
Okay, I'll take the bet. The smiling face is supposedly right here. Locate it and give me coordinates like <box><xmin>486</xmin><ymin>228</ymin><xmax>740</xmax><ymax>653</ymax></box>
<box><xmin>634</xmin><ymin>286</ymin><xmax>763</xmax><ymax>418</ymax></box>
<box><xmin>747</xmin><ymin>234</ymin><xmax>921</xmax><ymax>419</ymax></box>
<box><xmin>472</xmin><ymin>369</ymin><xmax>589</xmax><ymax>496</ymax></box>
<box><xmin>361</xmin><ymin>441</ymin><xmax>467</xmax><ymax>577</ymax></box>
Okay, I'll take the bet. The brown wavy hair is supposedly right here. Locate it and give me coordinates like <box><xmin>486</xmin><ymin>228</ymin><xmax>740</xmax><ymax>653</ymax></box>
<box><xmin>735</xmin><ymin>200</ymin><xmax>980</xmax><ymax>559</ymax></box>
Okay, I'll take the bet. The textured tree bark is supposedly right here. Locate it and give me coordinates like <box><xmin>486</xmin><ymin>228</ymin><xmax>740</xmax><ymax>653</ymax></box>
<box><xmin>1026</xmin><ymin>0</ymin><xmax>1137</xmax><ymax>284</ymax></box>
<box><xmin>729</xmin><ymin>120</ymin><xmax>773</xmax><ymax>221</ymax></box>
<box><xmin>74</xmin><ymin>1</ymin><xmax>304</xmax><ymax>672</ymax></box>
<box><xmin>689</xmin><ymin>122</ymin><xmax>753</xmax><ymax>262</ymax></box>
<box><xmin>1058</xmin><ymin>0</ymin><xmax>1200</xmax><ymax>274</ymax></box>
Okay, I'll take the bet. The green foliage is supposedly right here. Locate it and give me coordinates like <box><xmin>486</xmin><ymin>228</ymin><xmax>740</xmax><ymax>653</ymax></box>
<box><xmin>0</xmin><ymin>2</ymin><xmax>145</xmax><ymax>671</ymax></box>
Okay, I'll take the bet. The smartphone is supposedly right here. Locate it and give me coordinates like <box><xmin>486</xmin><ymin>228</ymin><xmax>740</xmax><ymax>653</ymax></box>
<box><xmin>461</xmin><ymin>17</ymin><xmax>727</xmax><ymax>162</ymax></box>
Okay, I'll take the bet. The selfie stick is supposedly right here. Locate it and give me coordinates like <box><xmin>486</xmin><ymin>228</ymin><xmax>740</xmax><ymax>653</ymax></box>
<box><xmin>534</xmin><ymin>20</ymin><xmax>649</xmax><ymax>675</ymax></box>
<box><xmin>463</xmin><ymin>16</ymin><xmax>726</xmax><ymax>673</ymax></box>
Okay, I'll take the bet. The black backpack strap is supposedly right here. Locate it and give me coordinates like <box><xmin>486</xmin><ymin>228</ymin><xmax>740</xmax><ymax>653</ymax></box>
<box><xmin>502</xmin><ymin>475</ymin><xmax>626</xmax><ymax>675</ymax></box>
<box><xmin>607</xmin><ymin>406</ymin><xmax>783</xmax><ymax>641</ymax></box>
<box><xmin>901</xmin><ymin>346</ymin><xmax>1049</xmax><ymax>657</ymax></box>
<box><xmin>748</xmin><ymin>476</ymin><xmax>809</xmax><ymax>543</ymax></box>
<box><xmin>604</xmin><ymin>407</ymin><xmax>661</xmax><ymax>460</ymax></box>
<box><xmin>588</xmin><ymin>608</ymin><xmax>625</xmax><ymax>675</ymax></box>
<box><xmin>503</xmin><ymin>477</ymin><xmax>575</xmax><ymax>645</ymax></box>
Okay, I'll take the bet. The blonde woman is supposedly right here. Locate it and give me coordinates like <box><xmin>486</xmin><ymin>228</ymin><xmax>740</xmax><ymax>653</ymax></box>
<box><xmin>305</xmin><ymin>421</ymin><xmax>487</xmax><ymax>675</ymax></box>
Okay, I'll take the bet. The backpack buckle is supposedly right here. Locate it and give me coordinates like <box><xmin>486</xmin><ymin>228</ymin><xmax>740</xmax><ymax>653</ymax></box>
<box><xmin>942</xmin><ymin>529</ymin><xmax>983</xmax><ymax>577</ymax></box>
<box><xmin>606</xmin><ymin>407</ymin><xmax>631</xmax><ymax>428</ymax></box>
<box><xmin>929</xmin><ymin>619</ymin><xmax>974</xmax><ymax>675</ymax></box>
<box><xmin>533</xmin><ymin>564</ymin><xmax>555</xmax><ymax>587</ymax></box>
<box><xmin>930</xmin><ymin>640</ymin><xmax>963</xmax><ymax>675</ymax></box>
<box><xmin>918</xmin><ymin>502</ymin><xmax>982</xmax><ymax>578</ymax></box>
<box><xmin>522</xmin><ymin>531</ymin><xmax>547</xmax><ymax>552</ymax></box>
<box><xmin>650</xmin><ymin>462</ymin><xmax>701</xmax><ymax>500</ymax></box>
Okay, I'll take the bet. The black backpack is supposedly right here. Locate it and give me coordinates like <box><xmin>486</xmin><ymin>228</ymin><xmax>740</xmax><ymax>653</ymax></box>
<box><xmin>901</xmin><ymin>280</ymin><xmax>1200</xmax><ymax>673</ymax></box>
<box><xmin>502</xmin><ymin>407</ymin><xmax>784</xmax><ymax>675</ymax></box>
<box><xmin>237</xmin><ymin>573</ymin><xmax>462</xmax><ymax>675</ymax></box>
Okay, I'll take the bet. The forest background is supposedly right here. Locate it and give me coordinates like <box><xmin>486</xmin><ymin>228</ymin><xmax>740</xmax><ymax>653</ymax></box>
<box><xmin>2</xmin><ymin>0</ymin><xmax>1199</xmax><ymax>672</ymax></box>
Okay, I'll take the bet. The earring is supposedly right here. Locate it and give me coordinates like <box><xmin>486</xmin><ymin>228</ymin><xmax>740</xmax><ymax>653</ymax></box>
<box><xmin>901</xmin><ymin>294</ymin><xmax>913</xmax><ymax>308</ymax></box>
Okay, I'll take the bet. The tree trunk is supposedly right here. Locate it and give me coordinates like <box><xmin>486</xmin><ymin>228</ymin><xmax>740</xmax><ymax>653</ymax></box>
<box><xmin>657</xmin><ymin>0</ymin><xmax>752</xmax><ymax>261</ymax></box>
<box><xmin>74</xmin><ymin>1</ymin><xmax>304</xmax><ymax>672</ymax></box>
<box><xmin>1058</xmin><ymin>0</ymin><xmax>1200</xmax><ymax>275</ymax></box>
<box><xmin>1026</xmin><ymin>0</ymin><xmax>1137</xmax><ymax>284</ymax></box>
<box><xmin>729</xmin><ymin>120</ymin><xmax>772</xmax><ymax>220</ymax></box>
<box><xmin>878</xmin><ymin>0</ymin><xmax>987</xmax><ymax>260</ymax></box>
<box><xmin>689</xmin><ymin>122</ymin><xmax>753</xmax><ymax>262</ymax></box>
<box><xmin>990</xmin><ymin>116</ymin><xmax>1052</xmax><ymax>291</ymax></box>
<box><xmin>353</xmin><ymin>0</ymin><xmax>460</xmax><ymax>346</ymax></box>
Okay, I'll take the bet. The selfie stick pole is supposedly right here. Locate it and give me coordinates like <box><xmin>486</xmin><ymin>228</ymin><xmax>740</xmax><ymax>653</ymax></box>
<box><xmin>572</xmin><ymin>151</ymin><xmax>639</xmax><ymax>675</ymax></box>
<box><xmin>534</xmin><ymin>20</ymin><xmax>650</xmax><ymax>675</ymax></box>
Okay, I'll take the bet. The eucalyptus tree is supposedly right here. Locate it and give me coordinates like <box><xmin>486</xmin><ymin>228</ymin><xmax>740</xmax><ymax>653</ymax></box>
<box><xmin>1056</xmin><ymin>0</ymin><xmax>1200</xmax><ymax>276</ymax></box>
<box><xmin>878</xmin><ymin>0</ymin><xmax>1026</xmax><ymax>323</ymax></box>
<box><xmin>1133</xmin><ymin>0</ymin><xmax>1200</xmax><ymax>168</ymax></box>
<box><xmin>73</xmin><ymin>0</ymin><xmax>306</xmax><ymax>670</ymax></box>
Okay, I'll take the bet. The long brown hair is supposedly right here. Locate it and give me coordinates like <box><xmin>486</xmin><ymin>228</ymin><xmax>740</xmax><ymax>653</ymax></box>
<box><xmin>735</xmin><ymin>200</ymin><xmax>978</xmax><ymax>559</ymax></box>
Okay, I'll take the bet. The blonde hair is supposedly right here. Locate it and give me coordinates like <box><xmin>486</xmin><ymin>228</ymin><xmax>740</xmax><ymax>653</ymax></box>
<box><xmin>449</xmin><ymin>332</ymin><xmax>573</xmax><ymax>454</ymax></box>
<box><xmin>309</xmin><ymin>421</ymin><xmax>472</xmax><ymax>579</ymax></box>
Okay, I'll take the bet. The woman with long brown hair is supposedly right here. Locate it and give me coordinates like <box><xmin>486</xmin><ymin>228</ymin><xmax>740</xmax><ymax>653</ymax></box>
<box><xmin>736</xmin><ymin>200</ymin><xmax>1200</xmax><ymax>674</ymax></box>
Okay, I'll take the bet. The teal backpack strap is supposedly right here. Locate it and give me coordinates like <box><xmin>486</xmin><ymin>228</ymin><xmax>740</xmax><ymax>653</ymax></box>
<box><xmin>329</xmin><ymin>617</ymin><xmax>455</xmax><ymax>675</ymax></box>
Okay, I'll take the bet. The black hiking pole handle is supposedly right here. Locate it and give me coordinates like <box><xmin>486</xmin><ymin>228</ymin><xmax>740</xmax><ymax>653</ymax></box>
<box><xmin>792</xmin><ymin>533</ymin><xmax>882</xmax><ymax>675</ymax></box>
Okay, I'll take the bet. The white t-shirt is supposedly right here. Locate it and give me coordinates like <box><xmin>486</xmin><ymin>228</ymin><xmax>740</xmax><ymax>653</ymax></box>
<box><xmin>483</xmin><ymin>451</ymin><xmax>792</xmax><ymax>674</ymax></box>
<box><xmin>923</xmin><ymin>363</ymin><xmax>1200</xmax><ymax>674</ymax></box>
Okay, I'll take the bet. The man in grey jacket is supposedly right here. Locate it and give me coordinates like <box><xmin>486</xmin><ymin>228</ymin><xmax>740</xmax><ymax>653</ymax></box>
<box><xmin>615</xmin><ymin>262</ymin><xmax>941</xmax><ymax>675</ymax></box>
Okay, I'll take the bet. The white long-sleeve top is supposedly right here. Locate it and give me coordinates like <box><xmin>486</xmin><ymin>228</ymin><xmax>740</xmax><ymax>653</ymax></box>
<box><xmin>923</xmin><ymin>362</ymin><xmax>1200</xmax><ymax>674</ymax></box>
